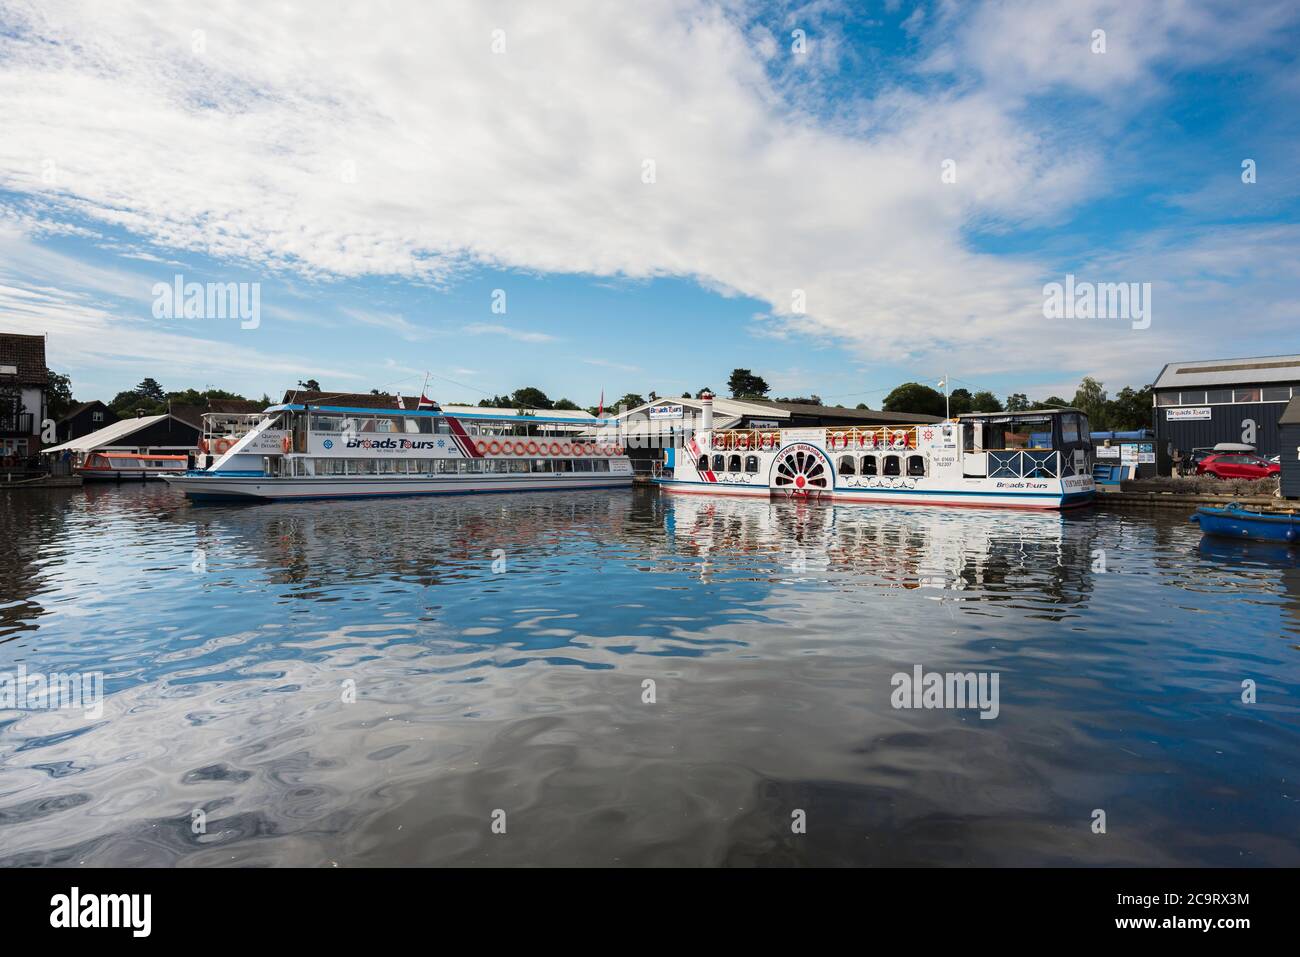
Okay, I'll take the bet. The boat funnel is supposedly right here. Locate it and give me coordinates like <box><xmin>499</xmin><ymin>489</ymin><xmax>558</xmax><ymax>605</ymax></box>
<box><xmin>700</xmin><ymin>392</ymin><xmax>713</xmax><ymax>432</ymax></box>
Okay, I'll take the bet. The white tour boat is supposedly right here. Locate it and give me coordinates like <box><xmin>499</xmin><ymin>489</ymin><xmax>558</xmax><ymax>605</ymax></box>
<box><xmin>163</xmin><ymin>398</ymin><xmax>632</xmax><ymax>502</ymax></box>
<box><xmin>653</xmin><ymin>396</ymin><xmax>1095</xmax><ymax>510</ymax></box>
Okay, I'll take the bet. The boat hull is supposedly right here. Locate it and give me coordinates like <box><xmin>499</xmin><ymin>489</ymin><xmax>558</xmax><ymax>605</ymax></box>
<box><xmin>654</xmin><ymin>478</ymin><xmax>1093</xmax><ymax>510</ymax></box>
<box><xmin>1191</xmin><ymin>505</ymin><xmax>1299</xmax><ymax>544</ymax></box>
<box><xmin>163</xmin><ymin>472</ymin><xmax>633</xmax><ymax>502</ymax></box>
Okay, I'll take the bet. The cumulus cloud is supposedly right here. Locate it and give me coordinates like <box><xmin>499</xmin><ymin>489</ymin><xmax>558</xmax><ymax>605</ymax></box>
<box><xmin>0</xmin><ymin>0</ymin><xmax>1295</xmax><ymax>386</ymax></box>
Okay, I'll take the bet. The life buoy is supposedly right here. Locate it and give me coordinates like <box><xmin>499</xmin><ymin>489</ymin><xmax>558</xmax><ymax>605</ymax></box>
<box><xmin>765</xmin><ymin>433</ymin><xmax>778</xmax><ymax>450</ymax></box>
<box><xmin>891</xmin><ymin>432</ymin><xmax>907</xmax><ymax>450</ymax></box>
<box><xmin>614</xmin><ymin>446</ymin><xmax>624</xmax><ymax>455</ymax></box>
<box><xmin>737</xmin><ymin>434</ymin><xmax>749</xmax><ymax>450</ymax></box>
<box><xmin>214</xmin><ymin>438</ymin><xmax>233</xmax><ymax>455</ymax></box>
<box><xmin>488</xmin><ymin>440</ymin><xmax>502</xmax><ymax>455</ymax></box>
<box><xmin>513</xmin><ymin>441</ymin><xmax>528</xmax><ymax>456</ymax></box>
<box><xmin>526</xmin><ymin>441</ymin><xmax>539</xmax><ymax>455</ymax></box>
<box><xmin>199</xmin><ymin>439</ymin><xmax>210</xmax><ymax>453</ymax></box>
<box><xmin>832</xmin><ymin>432</ymin><xmax>846</xmax><ymax>450</ymax></box>
<box><xmin>281</xmin><ymin>435</ymin><xmax>291</xmax><ymax>453</ymax></box>
<box><xmin>548</xmin><ymin>442</ymin><xmax>561</xmax><ymax>456</ymax></box>
<box><xmin>560</xmin><ymin>443</ymin><xmax>572</xmax><ymax>455</ymax></box>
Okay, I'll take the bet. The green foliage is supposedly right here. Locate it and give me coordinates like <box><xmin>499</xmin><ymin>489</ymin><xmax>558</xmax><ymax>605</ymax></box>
<box><xmin>882</xmin><ymin>382</ymin><xmax>946</xmax><ymax>417</ymax></box>
<box><xmin>510</xmin><ymin>386</ymin><xmax>552</xmax><ymax>410</ymax></box>
<box><xmin>46</xmin><ymin>370</ymin><xmax>74</xmax><ymax>420</ymax></box>
<box><xmin>727</xmin><ymin>369</ymin><xmax>769</xmax><ymax>399</ymax></box>
<box><xmin>552</xmin><ymin>398</ymin><xmax>581</xmax><ymax>411</ymax></box>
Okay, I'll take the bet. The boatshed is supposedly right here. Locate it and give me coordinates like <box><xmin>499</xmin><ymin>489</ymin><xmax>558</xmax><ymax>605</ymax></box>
<box><xmin>40</xmin><ymin>412</ymin><xmax>202</xmax><ymax>467</ymax></box>
<box><xmin>1280</xmin><ymin>397</ymin><xmax>1300</xmax><ymax>500</ymax></box>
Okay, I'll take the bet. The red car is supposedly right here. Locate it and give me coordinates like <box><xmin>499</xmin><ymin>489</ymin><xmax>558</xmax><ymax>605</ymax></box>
<box><xmin>1195</xmin><ymin>453</ymin><xmax>1280</xmax><ymax>480</ymax></box>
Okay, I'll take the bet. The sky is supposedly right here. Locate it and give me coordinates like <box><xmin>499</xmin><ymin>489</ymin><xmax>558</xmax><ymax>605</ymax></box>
<box><xmin>0</xmin><ymin>0</ymin><xmax>1297</xmax><ymax>409</ymax></box>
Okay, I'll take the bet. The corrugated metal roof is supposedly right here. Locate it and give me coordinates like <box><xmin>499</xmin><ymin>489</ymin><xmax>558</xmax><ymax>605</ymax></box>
<box><xmin>1280</xmin><ymin>396</ymin><xmax>1300</xmax><ymax>427</ymax></box>
<box><xmin>42</xmin><ymin>414</ymin><xmax>170</xmax><ymax>453</ymax></box>
<box><xmin>1153</xmin><ymin>354</ymin><xmax>1300</xmax><ymax>389</ymax></box>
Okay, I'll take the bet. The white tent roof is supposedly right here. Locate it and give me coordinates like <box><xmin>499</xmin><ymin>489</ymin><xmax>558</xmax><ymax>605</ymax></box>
<box><xmin>42</xmin><ymin>414</ymin><xmax>170</xmax><ymax>454</ymax></box>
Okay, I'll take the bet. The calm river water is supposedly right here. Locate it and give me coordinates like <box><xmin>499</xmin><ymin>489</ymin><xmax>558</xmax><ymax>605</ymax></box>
<box><xmin>1</xmin><ymin>484</ymin><xmax>1298</xmax><ymax>866</ymax></box>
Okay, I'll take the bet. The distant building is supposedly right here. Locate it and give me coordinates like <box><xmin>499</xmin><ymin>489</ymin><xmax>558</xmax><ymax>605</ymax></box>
<box><xmin>57</xmin><ymin>400</ymin><xmax>119</xmax><ymax>443</ymax></box>
<box><xmin>0</xmin><ymin>332</ymin><xmax>49</xmax><ymax>464</ymax></box>
<box><xmin>1153</xmin><ymin>354</ymin><xmax>1300</xmax><ymax>470</ymax></box>
<box><xmin>280</xmin><ymin>390</ymin><xmax>599</xmax><ymax>430</ymax></box>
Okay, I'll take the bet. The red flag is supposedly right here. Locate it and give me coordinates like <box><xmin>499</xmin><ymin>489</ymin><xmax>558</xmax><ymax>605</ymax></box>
<box><xmin>597</xmin><ymin>388</ymin><xmax>604</xmax><ymax>418</ymax></box>
<box><xmin>418</xmin><ymin>393</ymin><xmax>439</xmax><ymax>410</ymax></box>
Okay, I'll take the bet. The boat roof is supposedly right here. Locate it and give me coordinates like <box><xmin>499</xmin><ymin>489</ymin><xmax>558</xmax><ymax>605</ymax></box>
<box><xmin>266</xmin><ymin>403</ymin><xmax>615</xmax><ymax>427</ymax></box>
<box><xmin>957</xmin><ymin>407</ymin><xmax>1082</xmax><ymax>419</ymax></box>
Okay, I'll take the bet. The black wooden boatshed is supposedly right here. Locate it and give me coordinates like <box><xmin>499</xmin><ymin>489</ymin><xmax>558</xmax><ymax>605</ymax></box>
<box><xmin>1280</xmin><ymin>397</ymin><xmax>1300</xmax><ymax>500</ymax></box>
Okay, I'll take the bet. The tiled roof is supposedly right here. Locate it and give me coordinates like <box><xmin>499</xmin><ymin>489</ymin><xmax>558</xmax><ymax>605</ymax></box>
<box><xmin>0</xmin><ymin>333</ymin><xmax>49</xmax><ymax>386</ymax></box>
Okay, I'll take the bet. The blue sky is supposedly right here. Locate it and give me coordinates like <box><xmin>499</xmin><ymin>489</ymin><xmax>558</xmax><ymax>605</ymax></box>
<box><xmin>1</xmin><ymin>0</ymin><xmax>1297</xmax><ymax>409</ymax></box>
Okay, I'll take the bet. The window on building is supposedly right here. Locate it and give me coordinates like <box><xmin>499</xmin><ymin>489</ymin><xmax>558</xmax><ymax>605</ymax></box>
<box><xmin>1234</xmin><ymin>388</ymin><xmax>1262</xmax><ymax>403</ymax></box>
<box><xmin>838</xmin><ymin>455</ymin><xmax>856</xmax><ymax>475</ymax></box>
<box><xmin>1205</xmin><ymin>389</ymin><xmax>1231</xmax><ymax>404</ymax></box>
<box><xmin>92</xmin><ymin>410</ymin><xmax>104</xmax><ymax>422</ymax></box>
<box><xmin>1179</xmin><ymin>391</ymin><xmax>1206</xmax><ymax>405</ymax></box>
<box><xmin>1263</xmin><ymin>386</ymin><xmax>1292</xmax><ymax>402</ymax></box>
<box><xmin>1157</xmin><ymin>392</ymin><xmax>1178</xmax><ymax>406</ymax></box>
<box><xmin>883</xmin><ymin>455</ymin><xmax>901</xmax><ymax>476</ymax></box>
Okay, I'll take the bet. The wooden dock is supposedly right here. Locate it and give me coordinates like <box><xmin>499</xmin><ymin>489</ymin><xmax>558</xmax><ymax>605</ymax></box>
<box><xmin>0</xmin><ymin>473</ymin><xmax>84</xmax><ymax>490</ymax></box>
<box><xmin>1095</xmin><ymin>487</ymin><xmax>1277</xmax><ymax>509</ymax></box>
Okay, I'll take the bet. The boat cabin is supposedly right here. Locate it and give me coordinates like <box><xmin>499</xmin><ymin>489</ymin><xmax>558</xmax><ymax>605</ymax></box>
<box><xmin>955</xmin><ymin>408</ymin><xmax>1093</xmax><ymax>479</ymax></box>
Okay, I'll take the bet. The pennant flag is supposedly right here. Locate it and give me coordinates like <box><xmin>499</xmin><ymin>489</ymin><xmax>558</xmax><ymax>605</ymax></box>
<box><xmin>418</xmin><ymin>393</ymin><xmax>439</xmax><ymax>410</ymax></box>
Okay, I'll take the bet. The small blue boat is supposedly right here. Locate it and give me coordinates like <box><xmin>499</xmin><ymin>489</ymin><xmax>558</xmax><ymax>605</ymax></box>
<box><xmin>1190</xmin><ymin>503</ymin><xmax>1299</xmax><ymax>544</ymax></box>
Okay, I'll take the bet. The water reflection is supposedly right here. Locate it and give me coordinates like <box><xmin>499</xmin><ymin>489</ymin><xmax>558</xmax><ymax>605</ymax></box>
<box><xmin>0</xmin><ymin>485</ymin><xmax>1297</xmax><ymax>866</ymax></box>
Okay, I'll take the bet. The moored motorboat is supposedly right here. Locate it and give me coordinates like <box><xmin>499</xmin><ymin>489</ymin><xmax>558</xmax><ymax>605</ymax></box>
<box><xmin>1189</xmin><ymin>503</ymin><xmax>1299</xmax><ymax>543</ymax></box>
<box><xmin>75</xmin><ymin>452</ymin><xmax>189</xmax><ymax>481</ymax></box>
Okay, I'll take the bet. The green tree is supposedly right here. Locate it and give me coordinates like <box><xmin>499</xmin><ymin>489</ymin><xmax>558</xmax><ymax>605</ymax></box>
<box><xmin>882</xmin><ymin>382</ymin><xmax>946</xmax><ymax>417</ymax></box>
<box><xmin>1005</xmin><ymin>393</ymin><xmax>1031</xmax><ymax>412</ymax></box>
<box><xmin>948</xmin><ymin>388</ymin><xmax>973</xmax><ymax>416</ymax></box>
<box><xmin>695</xmin><ymin>387</ymin><xmax>714</xmax><ymax>398</ymax></box>
<box><xmin>299</xmin><ymin>379</ymin><xmax>321</xmax><ymax>391</ymax></box>
<box><xmin>727</xmin><ymin>369</ymin><xmax>769</xmax><ymax>399</ymax></box>
<box><xmin>681</xmin><ymin>392</ymin><xmax>692</xmax><ymax>398</ymax></box>
<box><xmin>552</xmin><ymin>398</ymin><xmax>580</xmax><ymax>411</ymax></box>
<box><xmin>774</xmin><ymin>395</ymin><xmax>823</xmax><ymax>406</ymax></box>
<box><xmin>969</xmin><ymin>390</ymin><xmax>1003</xmax><ymax>413</ymax></box>
<box><xmin>613</xmin><ymin>393</ymin><xmax>645</xmax><ymax>411</ymax></box>
<box><xmin>135</xmin><ymin>377</ymin><xmax>165</xmax><ymax>402</ymax></box>
<box><xmin>46</xmin><ymin>370</ymin><xmax>74</xmax><ymax>420</ymax></box>
<box><xmin>1071</xmin><ymin>377</ymin><xmax>1109</xmax><ymax>430</ymax></box>
<box><xmin>1105</xmin><ymin>384</ymin><xmax>1153</xmax><ymax>431</ymax></box>
<box><xmin>510</xmin><ymin>387</ymin><xmax>552</xmax><ymax>410</ymax></box>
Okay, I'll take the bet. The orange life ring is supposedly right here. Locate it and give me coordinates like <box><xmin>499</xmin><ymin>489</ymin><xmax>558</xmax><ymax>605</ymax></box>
<box><xmin>199</xmin><ymin>439</ymin><xmax>209</xmax><ymax>453</ymax></box>
<box><xmin>513</xmin><ymin>441</ymin><xmax>527</xmax><ymax>455</ymax></box>
<box><xmin>737</xmin><ymin>434</ymin><xmax>749</xmax><ymax>450</ymax></box>
<box><xmin>214</xmin><ymin>438</ymin><xmax>233</xmax><ymax>455</ymax></box>
<box><xmin>560</xmin><ymin>442</ymin><xmax>572</xmax><ymax>455</ymax></box>
<box><xmin>526</xmin><ymin>441</ymin><xmax>539</xmax><ymax>455</ymax></box>
<box><xmin>475</xmin><ymin>440</ymin><xmax>488</xmax><ymax>455</ymax></box>
<box><xmin>281</xmin><ymin>435</ymin><xmax>291</xmax><ymax>453</ymax></box>
<box><xmin>614</xmin><ymin>445</ymin><xmax>624</xmax><ymax>455</ymax></box>
<box><xmin>548</xmin><ymin>442</ymin><xmax>561</xmax><ymax>455</ymax></box>
<box><xmin>488</xmin><ymin>440</ymin><xmax>502</xmax><ymax>455</ymax></box>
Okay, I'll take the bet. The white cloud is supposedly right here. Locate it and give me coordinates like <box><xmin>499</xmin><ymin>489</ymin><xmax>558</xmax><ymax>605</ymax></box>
<box><xmin>0</xmin><ymin>0</ymin><xmax>1294</xmax><ymax>390</ymax></box>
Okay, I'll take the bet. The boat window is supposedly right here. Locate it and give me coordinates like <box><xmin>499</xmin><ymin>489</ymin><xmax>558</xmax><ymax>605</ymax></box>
<box><xmin>377</xmin><ymin>458</ymin><xmax>398</xmax><ymax>473</ymax></box>
<box><xmin>838</xmin><ymin>455</ymin><xmax>856</xmax><ymax>476</ymax></box>
<box><xmin>745</xmin><ymin>455</ymin><xmax>759</xmax><ymax>473</ymax></box>
<box><xmin>728</xmin><ymin>454</ymin><xmax>741</xmax><ymax>472</ymax></box>
<box><xmin>311</xmin><ymin>415</ymin><xmax>341</xmax><ymax>431</ymax></box>
<box><xmin>554</xmin><ymin>459</ymin><xmax>574</xmax><ymax>472</ymax></box>
<box><xmin>594</xmin><ymin>459</ymin><xmax>610</xmax><ymax>472</ymax></box>
<box><xmin>531</xmin><ymin>459</ymin><xmax>552</xmax><ymax>473</ymax></box>
<box><xmin>1061</xmin><ymin>415</ymin><xmax>1081</xmax><ymax>444</ymax></box>
<box><xmin>697</xmin><ymin>456</ymin><xmax>709</xmax><ymax>472</ymax></box>
<box><xmin>712</xmin><ymin>454</ymin><xmax>725</xmax><ymax>472</ymax></box>
<box><xmin>435</xmin><ymin>459</ymin><xmax>456</xmax><ymax>474</ymax></box>
<box><xmin>349</xmin><ymin>458</ymin><xmax>377</xmax><ymax>474</ymax></box>
<box><xmin>575</xmin><ymin>458</ymin><xmax>593</xmax><ymax>472</ymax></box>
<box><xmin>509</xmin><ymin>459</ymin><xmax>529</xmax><ymax>473</ymax></box>
<box><xmin>861</xmin><ymin>455</ymin><xmax>877</xmax><ymax>475</ymax></box>
<box><xmin>907</xmin><ymin>454</ymin><xmax>926</xmax><ymax>476</ymax></box>
<box><xmin>883</xmin><ymin>455</ymin><xmax>900</xmax><ymax>476</ymax></box>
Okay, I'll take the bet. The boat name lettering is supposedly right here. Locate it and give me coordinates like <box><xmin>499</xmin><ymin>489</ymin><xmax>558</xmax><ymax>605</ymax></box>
<box><xmin>344</xmin><ymin>438</ymin><xmax>441</xmax><ymax>450</ymax></box>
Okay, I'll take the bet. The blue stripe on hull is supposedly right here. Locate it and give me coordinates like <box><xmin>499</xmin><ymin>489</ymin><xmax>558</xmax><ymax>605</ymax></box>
<box><xmin>181</xmin><ymin>481</ymin><xmax>632</xmax><ymax>504</ymax></box>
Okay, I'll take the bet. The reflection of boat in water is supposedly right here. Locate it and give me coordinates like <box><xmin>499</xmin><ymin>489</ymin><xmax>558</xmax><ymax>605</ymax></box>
<box><xmin>661</xmin><ymin>492</ymin><xmax>1094</xmax><ymax>603</ymax></box>
<box><xmin>1191</xmin><ymin>504</ymin><xmax>1299</xmax><ymax>544</ymax></box>
<box><xmin>654</xmin><ymin>398</ymin><xmax>1095</xmax><ymax>510</ymax></box>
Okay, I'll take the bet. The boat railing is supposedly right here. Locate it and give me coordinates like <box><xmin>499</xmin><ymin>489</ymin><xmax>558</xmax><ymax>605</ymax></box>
<box><xmin>824</xmin><ymin>426</ymin><xmax>920</xmax><ymax>451</ymax></box>
<box><xmin>986</xmin><ymin>449</ymin><xmax>1061</xmax><ymax>479</ymax></box>
<box><xmin>709</xmin><ymin>428</ymin><xmax>784</xmax><ymax>451</ymax></box>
